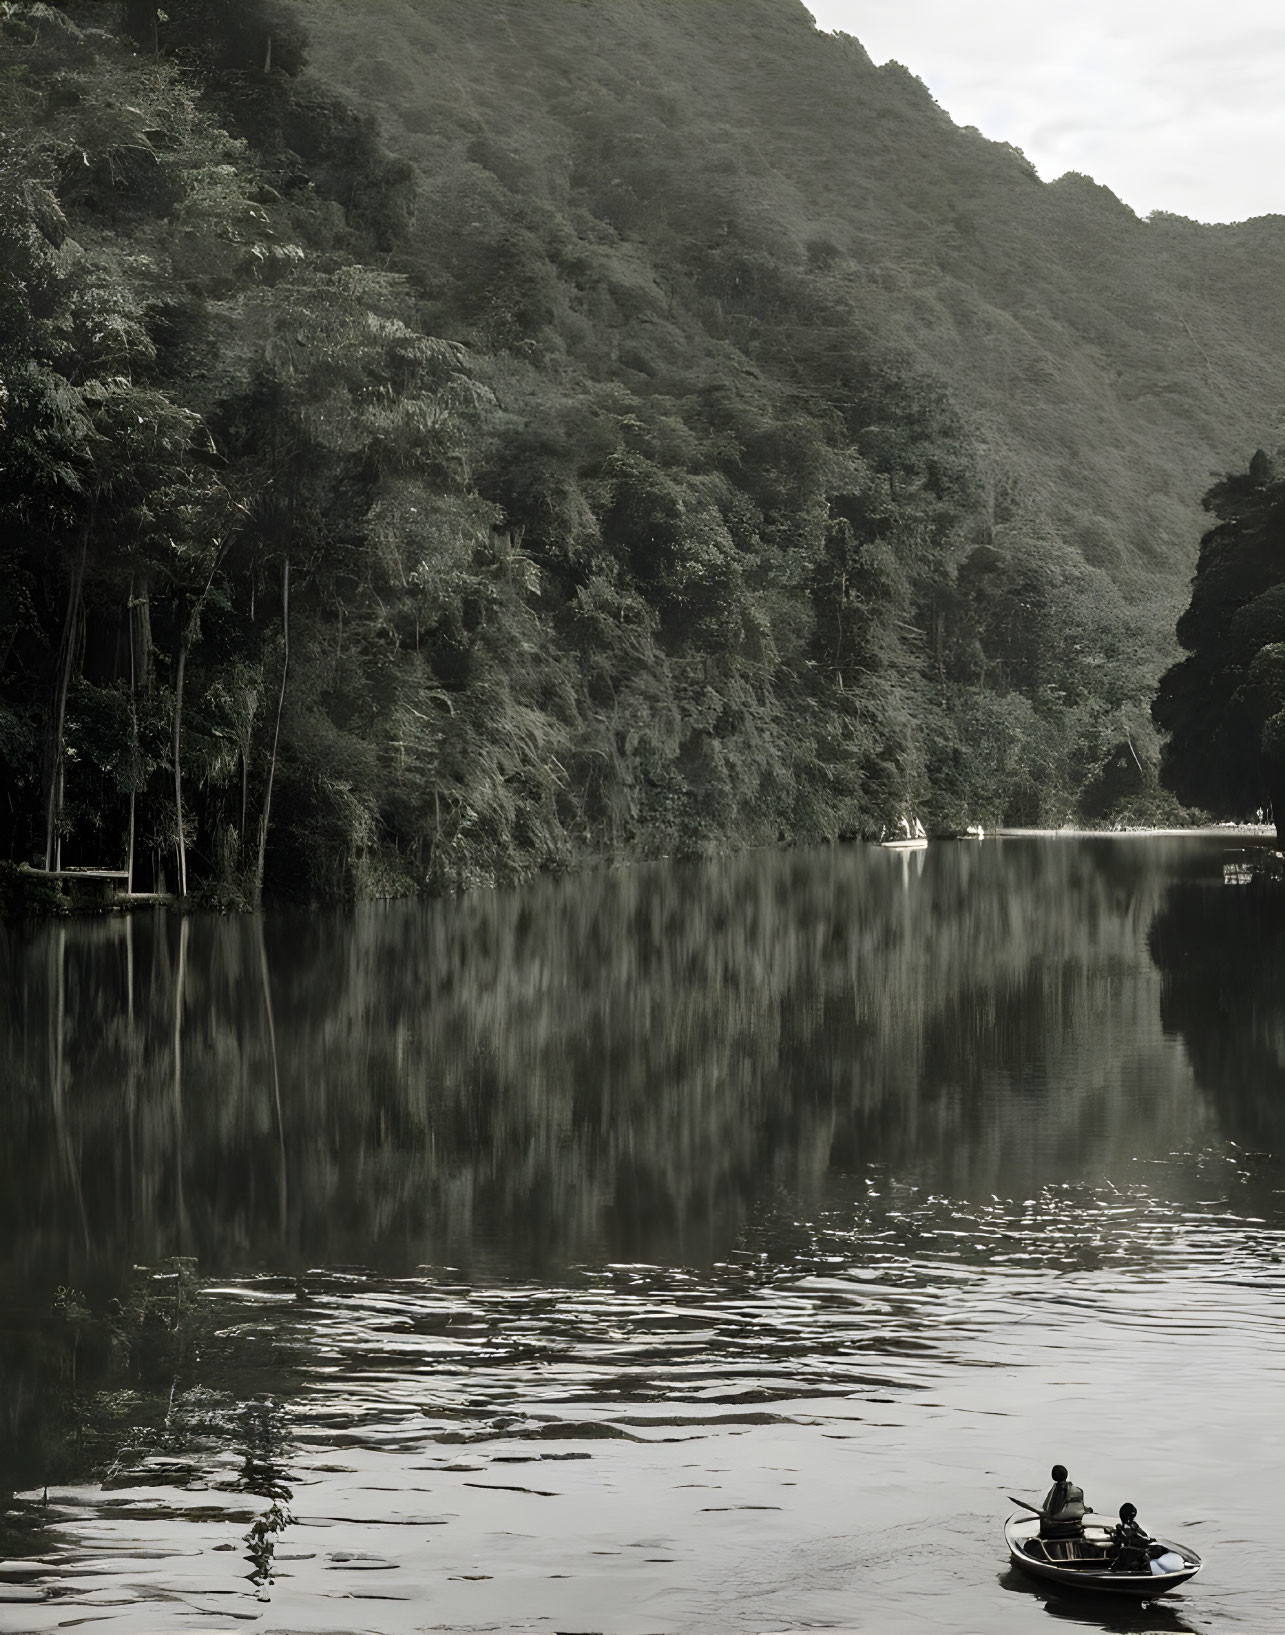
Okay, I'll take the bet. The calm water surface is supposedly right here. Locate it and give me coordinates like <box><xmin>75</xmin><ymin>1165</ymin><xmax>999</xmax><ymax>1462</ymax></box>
<box><xmin>2</xmin><ymin>837</ymin><xmax>1284</xmax><ymax>1634</ymax></box>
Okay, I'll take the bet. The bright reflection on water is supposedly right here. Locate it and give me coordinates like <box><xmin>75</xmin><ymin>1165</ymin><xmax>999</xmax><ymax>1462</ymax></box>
<box><xmin>2</xmin><ymin>837</ymin><xmax>1284</xmax><ymax>1634</ymax></box>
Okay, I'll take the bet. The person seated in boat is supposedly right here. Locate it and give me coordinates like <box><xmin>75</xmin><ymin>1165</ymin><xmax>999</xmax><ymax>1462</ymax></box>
<box><xmin>1107</xmin><ymin>1502</ymin><xmax>1153</xmax><ymax>1571</ymax></box>
<box><xmin>1039</xmin><ymin>1463</ymin><xmax>1091</xmax><ymax>1539</ymax></box>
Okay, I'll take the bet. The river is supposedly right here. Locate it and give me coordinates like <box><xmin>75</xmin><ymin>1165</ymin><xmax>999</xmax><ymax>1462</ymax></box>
<box><xmin>2</xmin><ymin>836</ymin><xmax>1282</xmax><ymax>1634</ymax></box>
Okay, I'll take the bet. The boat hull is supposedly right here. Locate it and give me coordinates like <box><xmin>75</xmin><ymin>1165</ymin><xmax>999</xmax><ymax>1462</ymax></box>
<box><xmin>879</xmin><ymin>838</ymin><xmax>927</xmax><ymax>850</ymax></box>
<box><xmin>1004</xmin><ymin>1515</ymin><xmax>1201</xmax><ymax>1598</ymax></box>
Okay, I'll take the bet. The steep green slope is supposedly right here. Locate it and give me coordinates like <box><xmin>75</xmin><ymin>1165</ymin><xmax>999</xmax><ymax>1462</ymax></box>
<box><xmin>303</xmin><ymin>0</ymin><xmax>1284</xmax><ymax>599</ymax></box>
<box><xmin>1</xmin><ymin>0</ymin><xmax>1279</xmax><ymax>904</ymax></box>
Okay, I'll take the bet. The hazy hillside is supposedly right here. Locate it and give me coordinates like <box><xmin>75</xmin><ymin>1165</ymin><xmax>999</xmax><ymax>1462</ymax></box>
<box><xmin>303</xmin><ymin>0</ymin><xmax>1284</xmax><ymax>599</ymax></box>
<box><xmin>2</xmin><ymin>0</ymin><xmax>1281</xmax><ymax>902</ymax></box>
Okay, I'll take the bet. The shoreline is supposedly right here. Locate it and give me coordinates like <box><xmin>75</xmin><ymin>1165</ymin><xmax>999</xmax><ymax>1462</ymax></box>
<box><xmin>4</xmin><ymin>825</ymin><xmax>1279</xmax><ymax>920</ymax></box>
<box><xmin>992</xmin><ymin>824</ymin><xmax>1278</xmax><ymax>839</ymax></box>
<box><xmin>5</xmin><ymin>824</ymin><xmax>1275</xmax><ymax>928</ymax></box>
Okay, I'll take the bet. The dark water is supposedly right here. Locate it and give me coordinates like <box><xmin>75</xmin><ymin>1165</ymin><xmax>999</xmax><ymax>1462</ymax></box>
<box><xmin>2</xmin><ymin>836</ymin><xmax>1284</xmax><ymax>1634</ymax></box>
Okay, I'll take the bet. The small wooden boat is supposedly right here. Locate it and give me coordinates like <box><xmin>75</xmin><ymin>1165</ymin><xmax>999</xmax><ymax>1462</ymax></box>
<box><xmin>1005</xmin><ymin>1514</ymin><xmax>1202</xmax><ymax>1598</ymax></box>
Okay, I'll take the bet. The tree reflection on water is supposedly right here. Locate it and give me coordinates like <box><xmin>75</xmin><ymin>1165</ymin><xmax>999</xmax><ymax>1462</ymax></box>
<box><xmin>3</xmin><ymin>841</ymin><xmax>1224</xmax><ymax>1294</ymax></box>
<box><xmin>2</xmin><ymin>837</ymin><xmax>1279</xmax><ymax>1505</ymax></box>
<box><xmin>1148</xmin><ymin>873</ymin><xmax>1285</xmax><ymax>1154</ymax></box>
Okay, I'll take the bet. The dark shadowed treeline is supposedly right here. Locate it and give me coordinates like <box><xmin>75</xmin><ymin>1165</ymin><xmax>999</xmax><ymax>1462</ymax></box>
<box><xmin>1154</xmin><ymin>450</ymin><xmax>1285</xmax><ymax>833</ymax></box>
<box><xmin>2</xmin><ymin>2</ymin><xmax>1277</xmax><ymax>901</ymax></box>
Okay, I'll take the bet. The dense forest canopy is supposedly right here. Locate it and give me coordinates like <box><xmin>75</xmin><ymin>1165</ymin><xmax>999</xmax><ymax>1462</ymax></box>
<box><xmin>2</xmin><ymin>0</ymin><xmax>1282</xmax><ymax>903</ymax></box>
<box><xmin>1154</xmin><ymin>451</ymin><xmax>1285</xmax><ymax>834</ymax></box>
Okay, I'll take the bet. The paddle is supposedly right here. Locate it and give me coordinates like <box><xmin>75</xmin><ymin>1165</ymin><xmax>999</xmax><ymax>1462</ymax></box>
<box><xmin>1007</xmin><ymin>1495</ymin><xmax>1095</xmax><ymax>1520</ymax></box>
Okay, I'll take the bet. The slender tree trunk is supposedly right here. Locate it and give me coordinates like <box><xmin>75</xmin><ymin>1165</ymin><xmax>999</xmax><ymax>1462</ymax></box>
<box><xmin>170</xmin><ymin>549</ymin><xmax>226</xmax><ymax>901</ymax></box>
<box><xmin>135</xmin><ymin>573</ymin><xmax>155</xmax><ymax>884</ymax></box>
<box><xmin>54</xmin><ymin>765</ymin><xmax>65</xmax><ymax>873</ymax></box>
<box><xmin>44</xmin><ymin>536</ymin><xmax>88</xmax><ymax>870</ymax></box>
<box><xmin>255</xmin><ymin>557</ymin><xmax>290</xmax><ymax>905</ymax></box>
<box><xmin>136</xmin><ymin>574</ymin><xmax>154</xmax><ymax>695</ymax></box>
<box><xmin>173</xmin><ymin>629</ymin><xmax>188</xmax><ymax>898</ymax></box>
<box><xmin>240</xmin><ymin>749</ymin><xmax>248</xmax><ymax>863</ymax></box>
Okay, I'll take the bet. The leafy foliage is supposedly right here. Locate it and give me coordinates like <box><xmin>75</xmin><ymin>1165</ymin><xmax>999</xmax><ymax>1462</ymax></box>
<box><xmin>1153</xmin><ymin>451</ymin><xmax>1285</xmax><ymax>830</ymax></box>
<box><xmin>1</xmin><ymin>0</ymin><xmax>1278</xmax><ymax>902</ymax></box>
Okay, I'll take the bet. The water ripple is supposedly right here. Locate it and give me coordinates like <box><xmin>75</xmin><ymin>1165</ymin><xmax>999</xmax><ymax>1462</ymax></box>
<box><xmin>6</xmin><ymin>1175</ymin><xmax>1283</xmax><ymax>1634</ymax></box>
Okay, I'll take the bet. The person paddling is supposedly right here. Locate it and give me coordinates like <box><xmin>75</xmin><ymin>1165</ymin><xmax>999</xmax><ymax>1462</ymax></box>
<box><xmin>1039</xmin><ymin>1463</ymin><xmax>1091</xmax><ymax>1539</ymax></box>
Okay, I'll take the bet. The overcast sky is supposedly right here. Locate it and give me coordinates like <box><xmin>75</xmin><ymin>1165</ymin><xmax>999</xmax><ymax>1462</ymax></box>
<box><xmin>803</xmin><ymin>1</ymin><xmax>1283</xmax><ymax>224</ymax></box>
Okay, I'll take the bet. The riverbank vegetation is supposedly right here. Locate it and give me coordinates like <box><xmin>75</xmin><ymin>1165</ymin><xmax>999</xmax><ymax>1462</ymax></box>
<box><xmin>2</xmin><ymin>0</ymin><xmax>1279</xmax><ymax>903</ymax></box>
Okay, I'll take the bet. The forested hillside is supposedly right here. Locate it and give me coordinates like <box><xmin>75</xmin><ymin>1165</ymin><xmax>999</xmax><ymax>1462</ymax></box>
<box><xmin>3</xmin><ymin>0</ymin><xmax>1282</xmax><ymax>903</ymax></box>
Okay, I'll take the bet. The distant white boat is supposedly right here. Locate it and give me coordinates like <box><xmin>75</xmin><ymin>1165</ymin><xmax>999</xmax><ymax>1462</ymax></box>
<box><xmin>880</xmin><ymin>816</ymin><xmax>928</xmax><ymax>851</ymax></box>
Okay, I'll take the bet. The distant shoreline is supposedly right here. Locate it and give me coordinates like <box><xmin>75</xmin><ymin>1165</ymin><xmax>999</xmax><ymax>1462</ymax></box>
<box><xmin>990</xmin><ymin>825</ymin><xmax>1277</xmax><ymax>840</ymax></box>
<box><xmin>4</xmin><ymin>826</ymin><xmax>1279</xmax><ymax>921</ymax></box>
